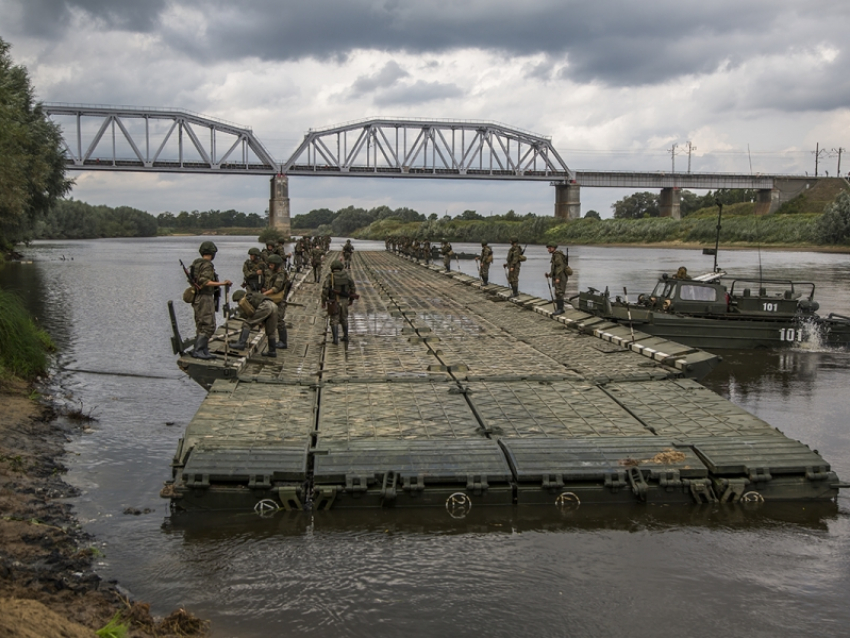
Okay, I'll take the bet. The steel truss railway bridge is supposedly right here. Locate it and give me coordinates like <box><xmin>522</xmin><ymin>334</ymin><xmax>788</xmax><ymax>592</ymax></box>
<box><xmin>45</xmin><ymin>103</ymin><xmax>814</xmax><ymax>233</ymax></box>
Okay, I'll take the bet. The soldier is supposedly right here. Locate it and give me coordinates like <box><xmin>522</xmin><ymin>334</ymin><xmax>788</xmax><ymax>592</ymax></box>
<box><xmin>275</xmin><ymin>240</ymin><xmax>291</xmax><ymax>269</ymax></box>
<box><xmin>505</xmin><ymin>237</ymin><xmax>526</xmax><ymax>297</ymax></box>
<box><xmin>189</xmin><ymin>241</ymin><xmax>232</xmax><ymax>359</ymax></box>
<box><xmin>261</xmin><ymin>239</ymin><xmax>277</xmax><ymax>264</ymax></box>
<box><xmin>422</xmin><ymin>239</ymin><xmax>431</xmax><ymax>265</ymax></box>
<box><xmin>545</xmin><ymin>243</ymin><xmax>573</xmax><ymax>316</ymax></box>
<box><xmin>673</xmin><ymin>266</ymin><xmax>691</xmax><ymax>280</ymax></box>
<box><xmin>231</xmin><ymin>290</ymin><xmax>278</xmax><ymax>357</ymax></box>
<box><xmin>242</xmin><ymin>247</ymin><xmax>265</xmax><ymax>292</ymax></box>
<box><xmin>342</xmin><ymin>239</ymin><xmax>354</xmax><ymax>269</ymax></box>
<box><xmin>440</xmin><ymin>240</ymin><xmax>453</xmax><ymax>272</ymax></box>
<box><xmin>322</xmin><ymin>260</ymin><xmax>357</xmax><ymax>344</ymax></box>
<box><xmin>293</xmin><ymin>236</ymin><xmax>304</xmax><ymax>272</ymax></box>
<box><xmin>310</xmin><ymin>244</ymin><xmax>324</xmax><ymax>283</ymax></box>
<box><xmin>475</xmin><ymin>240</ymin><xmax>494</xmax><ymax>285</ymax></box>
<box><xmin>261</xmin><ymin>254</ymin><xmax>290</xmax><ymax>349</ymax></box>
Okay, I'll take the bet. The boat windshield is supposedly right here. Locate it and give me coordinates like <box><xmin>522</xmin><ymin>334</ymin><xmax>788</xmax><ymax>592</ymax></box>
<box><xmin>652</xmin><ymin>281</ymin><xmax>675</xmax><ymax>298</ymax></box>
<box><xmin>678</xmin><ymin>284</ymin><xmax>717</xmax><ymax>302</ymax></box>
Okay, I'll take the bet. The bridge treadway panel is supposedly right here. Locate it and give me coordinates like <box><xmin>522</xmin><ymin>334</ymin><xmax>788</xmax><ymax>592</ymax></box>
<box><xmin>171</xmin><ymin>251</ymin><xmax>840</xmax><ymax>508</ymax></box>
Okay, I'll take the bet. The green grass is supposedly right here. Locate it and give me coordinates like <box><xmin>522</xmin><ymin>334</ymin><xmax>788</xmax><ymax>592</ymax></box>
<box><xmin>0</xmin><ymin>287</ymin><xmax>55</xmax><ymax>380</ymax></box>
<box><xmin>96</xmin><ymin>613</ymin><xmax>129</xmax><ymax>638</ymax></box>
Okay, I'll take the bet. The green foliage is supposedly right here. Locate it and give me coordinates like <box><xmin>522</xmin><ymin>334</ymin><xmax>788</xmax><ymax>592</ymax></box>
<box><xmin>680</xmin><ymin>188</ymin><xmax>759</xmax><ymax>217</ymax></box>
<box><xmin>816</xmin><ymin>191</ymin><xmax>850</xmax><ymax>244</ymax></box>
<box><xmin>0</xmin><ymin>287</ymin><xmax>54</xmax><ymax>379</ymax></box>
<box><xmin>35</xmin><ymin>199</ymin><xmax>157</xmax><ymax>239</ymax></box>
<box><xmin>257</xmin><ymin>227</ymin><xmax>288</xmax><ymax>243</ymax></box>
<box><xmin>96</xmin><ymin>613</ymin><xmax>129</xmax><ymax>638</ymax></box>
<box><xmin>291</xmin><ymin>207</ymin><xmax>336</xmax><ymax>229</ymax></box>
<box><xmin>612</xmin><ymin>192</ymin><xmax>660</xmax><ymax>219</ymax></box>
<box><xmin>0</xmin><ymin>37</ymin><xmax>72</xmax><ymax>250</ymax></box>
<box><xmin>584</xmin><ymin>210</ymin><xmax>601</xmax><ymax>220</ymax></box>
<box><xmin>157</xmin><ymin>208</ymin><xmax>265</xmax><ymax>230</ymax></box>
<box><xmin>356</xmin><ymin>214</ymin><xmax>562</xmax><ymax>244</ymax></box>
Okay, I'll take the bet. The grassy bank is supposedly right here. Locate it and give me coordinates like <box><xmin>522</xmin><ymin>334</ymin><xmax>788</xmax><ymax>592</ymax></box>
<box><xmin>0</xmin><ymin>287</ymin><xmax>54</xmax><ymax>381</ymax></box>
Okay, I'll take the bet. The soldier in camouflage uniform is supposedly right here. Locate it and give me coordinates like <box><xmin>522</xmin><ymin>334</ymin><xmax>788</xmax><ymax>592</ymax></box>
<box><xmin>262</xmin><ymin>254</ymin><xmax>290</xmax><ymax>349</ymax></box>
<box><xmin>505</xmin><ymin>237</ymin><xmax>525</xmax><ymax>297</ymax></box>
<box><xmin>231</xmin><ymin>290</ymin><xmax>278</xmax><ymax>357</ymax></box>
<box><xmin>261</xmin><ymin>240</ymin><xmax>277</xmax><ymax>264</ymax></box>
<box><xmin>422</xmin><ymin>239</ymin><xmax>431</xmax><ymax>265</ymax></box>
<box><xmin>440</xmin><ymin>240</ymin><xmax>453</xmax><ymax>272</ymax></box>
<box><xmin>310</xmin><ymin>244</ymin><xmax>324</xmax><ymax>283</ymax></box>
<box><xmin>342</xmin><ymin>239</ymin><xmax>354</xmax><ymax>269</ymax></box>
<box><xmin>242</xmin><ymin>247</ymin><xmax>265</xmax><ymax>291</ymax></box>
<box><xmin>475</xmin><ymin>240</ymin><xmax>493</xmax><ymax>285</ymax></box>
<box><xmin>189</xmin><ymin>241</ymin><xmax>232</xmax><ymax>359</ymax></box>
<box><xmin>545</xmin><ymin>243</ymin><xmax>573</xmax><ymax>316</ymax></box>
<box><xmin>321</xmin><ymin>260</ymin><xmax>357</xmax><ymax>344</ymax></box>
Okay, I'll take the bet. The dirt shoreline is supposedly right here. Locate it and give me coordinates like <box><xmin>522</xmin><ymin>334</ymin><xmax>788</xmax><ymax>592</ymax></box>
<box><xmin>0</xmin><ymin>378</ymin><xmax>208</xmax><ymax>637</ymax></box>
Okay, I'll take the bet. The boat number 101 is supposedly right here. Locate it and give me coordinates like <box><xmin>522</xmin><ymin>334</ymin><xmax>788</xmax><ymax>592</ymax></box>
<box><xmin>779</xmin><ymin>328</ymin><xmax>802</xmax><ymax>342</ymax></box>
<box><xmin>763</xmin><ymin>302</ymin><xmax>779</xmax><ymax>311</ymax></box>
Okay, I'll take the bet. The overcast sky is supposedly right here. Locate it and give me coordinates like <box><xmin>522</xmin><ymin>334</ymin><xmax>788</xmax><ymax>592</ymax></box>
<box><xmin>3</xmin><ymin>0</ymin><xmax>849</xmax><ymax>219</ymax></box>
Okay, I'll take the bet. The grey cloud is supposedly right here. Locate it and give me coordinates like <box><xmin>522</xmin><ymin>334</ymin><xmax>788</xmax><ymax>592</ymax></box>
<box><xmin>350</xmin><ymin>60</ymin><xmax>409</xmax><ymax>96</ymax></box>
<box><xmin>2</xmin><ymin>0</ymin><xmax>166</xmax><ymax>36</ymax></box>
<box><xmin>373</xmin><ymin>80</ymin><xmax>464</xmax><ymax>106</ymax></box>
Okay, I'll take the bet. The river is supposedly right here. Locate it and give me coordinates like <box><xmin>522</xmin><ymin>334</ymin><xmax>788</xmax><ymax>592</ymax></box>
<box><xmin>2</xmin><ymin>237</ymin><xmax>849</xmax><ymax>638</ymax></box>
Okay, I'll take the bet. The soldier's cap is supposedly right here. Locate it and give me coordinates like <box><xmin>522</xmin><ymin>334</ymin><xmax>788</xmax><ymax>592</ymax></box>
<box><xmin>510</xmin><ymin>237</ymin><xmax>519</xmax><ymax>243</ymax></box>
<box><xmin>481</xmin><ymin>240</ymin><xmax>488</xmax><ymax>245</ymax></box>
<box><xmin>266</xmin><ymin>240</ymin><xmax>276</xmax><ymax>246</ymax></box>
<box><xmin>331</xmin><ymin>260</ymin><xmax>344</xmax><ymax>270</ymax></box>
<box><xmin>248</xmin><ymin>247</ymin><xmax>261</xmax><ymax>256</ymax></box>
<box><xmin>546</xmin><ymin>242</ymin><xmax>557</xmax><ymax>248</ymax></box>
<box><xmin>232</xmin><ymin>290</ymin><xmax>246</xmax><ymax>302</ymax></box>
<box><xmin>199</xmin><ymin>240</ymin><xmax>218</xmax><ymax>255</ymax></box>
<box><xmin>267</xmin><ymin>254</ymin><xmax>283</xmax><ymax>265</ymax></box>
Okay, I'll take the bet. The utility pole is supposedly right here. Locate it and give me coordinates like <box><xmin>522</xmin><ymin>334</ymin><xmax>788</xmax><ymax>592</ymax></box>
<box><xmin>812</xmin><ymin>143</ymin><xmax>827</xmax><ymax>177</ymax></box>
<box><xmin>669</xmin><ymin>143</ymin><xmax>677</xmax><ymax>172</ymax></box>
<box><xmin>686</xmin><ymin>141</ymin><xmax>696</xmax><ymax>173</ymax></box>
<box><xmin>833</xmin><ymin>147</ymin><xmax>845</xmax><ymax>176</ymax></box>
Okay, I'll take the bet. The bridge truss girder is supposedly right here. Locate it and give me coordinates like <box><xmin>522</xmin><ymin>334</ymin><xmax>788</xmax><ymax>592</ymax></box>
<box><xmin>44</xmin><ymin>104</ymin><xmax>277</xmax><ymax>174</ymax></box>
<box><xmin>283</xmin><ymin>118</ymin><xmax>575</xmax><ymax>181</ymax></box>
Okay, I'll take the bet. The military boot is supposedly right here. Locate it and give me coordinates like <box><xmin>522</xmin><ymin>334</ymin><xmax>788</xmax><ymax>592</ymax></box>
<box><xmin>511</xmin><ymin>286</ymin><xmax>519</xmax><ymax>297</ymax></box>
<box><xmin>482</xmin><ymin>277</ymin><xmax>488</xmax><ymax>286</ymax></box>
<box><xmin>552</xmin><ymin>299</ymin><xmax>565</xmax><ymax>316</ymax></box>
<box><xmin>192</xmin><ymin>335</ymin><xmax>215</xmax><ymax>360</ymax></box>
<box><xmin>331</xmin><ymin>325</ymin><xmax>339</xmax><ymax>345</ymax></box>
<box><xmin>342</xmin><ymin>324</ymin><xmax>349</xmax><ymax>342</ymax></box>
<box><xmin>233</xmin><ymin>325</ymin><xmax>251</xmax><ymax>350</ymax></box>
<box><xmin>276</xmin><ymin>326</ymin><xmax>288</xmax><ymax>350</ymax></box>
<box><xmin>262</xmin><ymin>341</ymin><xmax>277</xmax><ymax>358</ymax></box>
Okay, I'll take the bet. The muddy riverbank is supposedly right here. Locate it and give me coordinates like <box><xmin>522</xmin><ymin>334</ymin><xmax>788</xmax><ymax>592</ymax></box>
<box><xmin>0</xmin><ymin>378</ymin><xmax>207</xmax><ymax>637</ymax></box>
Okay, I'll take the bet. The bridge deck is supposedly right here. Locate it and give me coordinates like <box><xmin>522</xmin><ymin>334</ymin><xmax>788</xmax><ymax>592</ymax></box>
<box><xmin>167</xmin><ymin>251</ymin><xmax>839</xmax><ymax>513</ymax></box>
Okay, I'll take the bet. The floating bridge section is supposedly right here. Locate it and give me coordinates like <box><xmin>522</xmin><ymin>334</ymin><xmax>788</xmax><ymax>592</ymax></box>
<box><xmin>166</xmin><ymin>251</ymin><xmax>840</xmax><ymax>513</ymax></box>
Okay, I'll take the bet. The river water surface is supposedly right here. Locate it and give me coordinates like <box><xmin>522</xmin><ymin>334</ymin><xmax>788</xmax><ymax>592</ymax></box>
<box><xmin>3</xmin><ymin>237</ymin><xmax>850</xmax><ymax>638</ymax></box>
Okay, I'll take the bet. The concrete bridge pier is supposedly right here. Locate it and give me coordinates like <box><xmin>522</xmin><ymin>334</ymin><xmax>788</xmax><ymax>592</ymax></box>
<box><xmin>754</xmin><ymin>189</ymin><xmax>775</xmax><ymax>216</ymax></box>
<box><xmin>659</xmin><ymin>187</ymin><xmax>681</xmax><ymax>219</ymax></box>
<box><xmin>269</xmin><ymin>174</ymin><xmax>291</xmax><ymax>236</ymax></box>
<box><xmin>554</xmin><ymin>182</ymin><xmax>581</xmax><ymax>219</ymax></box>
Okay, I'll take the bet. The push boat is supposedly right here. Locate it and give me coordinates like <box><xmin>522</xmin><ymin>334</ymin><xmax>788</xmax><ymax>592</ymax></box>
<box><xmin>575</xmin><ymin>271</ymin><xmax>850</xmax><ymax>350</ymax></box>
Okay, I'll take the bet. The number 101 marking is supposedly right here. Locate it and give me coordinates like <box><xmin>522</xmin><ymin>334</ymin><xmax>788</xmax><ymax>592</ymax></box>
<box><xmin>779</xmin><ymin>327</ymin><xmax>802</xmax><ymax>342</ymax></box>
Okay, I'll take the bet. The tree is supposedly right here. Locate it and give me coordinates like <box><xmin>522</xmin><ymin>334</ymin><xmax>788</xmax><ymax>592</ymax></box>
<box><xmin>584</xmin><ymin>210</ymin><xmax>601</xmax><ymax>220</ymax></box>
<box><xmin>0</xmin><ymin>37</ymin><xmax>72</xmax><ymax>249</ymax></box>
<box><xmin>612</xmin><ymin>192</ymin><xmax>660</xmax><ymax>219</ymax></box>
<box><xmin>459</xmin><ymin>209</ymin><xmax>483</xmax><ymax>220</ymax></box>
<box><xmin>816</xmin><ymin>191</ymin><xmax>850</xmax><ymax>244</ymax></box>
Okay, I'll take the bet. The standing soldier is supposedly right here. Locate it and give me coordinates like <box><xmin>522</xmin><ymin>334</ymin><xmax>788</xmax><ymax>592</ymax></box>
<box><xmin>505</xmin><ymin>237</ymin><xmax>526</xmax><ymax>297</ymax></box>
<box><xmin>475</xmin><ymin>240</ymin><xmax>493</xmax><ymax>285</ymax></box>
<box><xmin>261</xmin><ymin>239</ymin><xmax>277</xmax><ymax>264</ymax></box>
<box><xmin>423</xmin><ymin>239</ymin><xmax>431</xmax><ymax>265</ymax></box>
<box><xmin>231</xmin><ymin>290</ymin><xmax>278</xmax><ymax>357</ymax></box>
<box><xmin>440</xmin><ymin>240</ymin><xmax>454</xmax><ymax>272</ymax></box>
<box><xmin>189</xmin><ymin>241</ymin><xmax>232</xmax><ymax>359</ymax></box>
<box><xmin>261</xmin><ymin>254</ymin><xmax>290</xmax><ymax>349</ymax></box>
<box><xmin>293</xmin><ymin>236</ymin><xmax>304</xmax><ymax>272</ymax></box>
<box><xmin>242</xmin><ymin>247</ymin><xmax>265</xmax><ymax>292</ymax></box>
<box><xmin>310</xmin><ymin>243</ymin><xmax>324</xmax><ymax>283</ymax></box>
<box><xmin>275</xmin><ymin>239</ymin><xmax>291</xmax><ymax>269</ymax></box>
<box><xmin>321</xmin><ymin>260</ymin><xmax>357</xmax><ymax>344</ymax></box>
<box><xmin>342</xmin><ymin>239</ymin><xmax>354</xmax><ymax>269</ymax></box>
<box><xmin>545</xmin><ymin>243</ymin><xmax>573</xmax><ymax>316</ymax></box>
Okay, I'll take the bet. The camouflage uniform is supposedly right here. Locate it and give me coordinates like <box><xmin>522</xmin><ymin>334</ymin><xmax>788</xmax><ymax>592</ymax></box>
<box><xmin>423</xmin><ymin>240</ymin><xmax>431</xmax><ymax>264</ymax></box>
<box><xmin>477</xmin><ymin>242</ymin><xmax>493</xmax><ymax>285</ymax></box>
<box><xmin>506</xmin><ymin>240</ymin><xmax>525</xmax><ymax>296</ymax></box>
<box><xmin>342</xmin><ymin>240</ymin><xmax>354</xmax><ymax>269</ymax></box>
<box><xmin>321</xmin><ymin>261</ymin><xmax>356</xmax><ymax>344</ymax></box>
<box><xmin>263</xmin><ymin>259</ymin><xmax>290</xmax><ymax>348</ymax></box>
<box><xmin>441</xmin><ymin>241</ymin><xmax>453</xmax><ymax>272</ymax></box>
<box><xmin>191</xmin><ymin>257</ymin><xmax>218</xmax><ymax>338</ymax></box>
<box><xmin>311</xmin><ymin>246</ymin><xmax>324</xmax><ymax>283</ymax></box>
<box><xmin>232</xmin><ymin>290</ymin><xmax>278</xmax><ymax>357</ymax></box>
<box><xmin>242</xmin><ymin>249</ymin><xmax>265</xmax><ymax>291</ymax></box>
<box><xmin>548</xmin><ymin>245</ymin><xmax>572</xmax><ymax>314</ymax></box>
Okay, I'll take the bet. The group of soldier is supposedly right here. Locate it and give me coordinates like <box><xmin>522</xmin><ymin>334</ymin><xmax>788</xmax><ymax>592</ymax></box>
<box><xmin>185</xmin><ymin>236</ymin><xmax>358</xmax><ymax>360</ymax></box>
<box><xmin>386</xmin><ymin>237</ymin><xmax>573</xmax><ymax>315</ymax></box>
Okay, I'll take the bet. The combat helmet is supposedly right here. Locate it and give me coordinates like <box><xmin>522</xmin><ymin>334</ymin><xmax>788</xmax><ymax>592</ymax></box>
<box><xmin>510</xmin><ymin>237</ymin><xmax>519</xmax><ymax>244</ymax></box>
<box><xmin>267</xmin><ymin>254</ymin><xmax>283</xmax><ymax>265</ymax></box>
<box><xmin>232</xmin><ymin>290</ymin><xmax>246</xmax><ymax>302</ymax></box>
<box><xmin>331</xmin><ymin>260</ymin><xmax>344</xmax><ymax>270</ymax></box>
<box><xmin>199</xmin><ymin>240</ymin><xmax>218</xmax><ymax>255</ymax></box>
<box><xmin>546</xmin><ymin>242</ymin><xmax>557</xmax><ymax>248</ymax></box>
<box><xmin>481</xmin><ymin>240</ymin><xmax>488</xmax><ymax>246</ymax></box>
<box><xmin>248</xmin><ymin>247</ymin><xmax>261</xmax><ymax>256</ymax></box>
